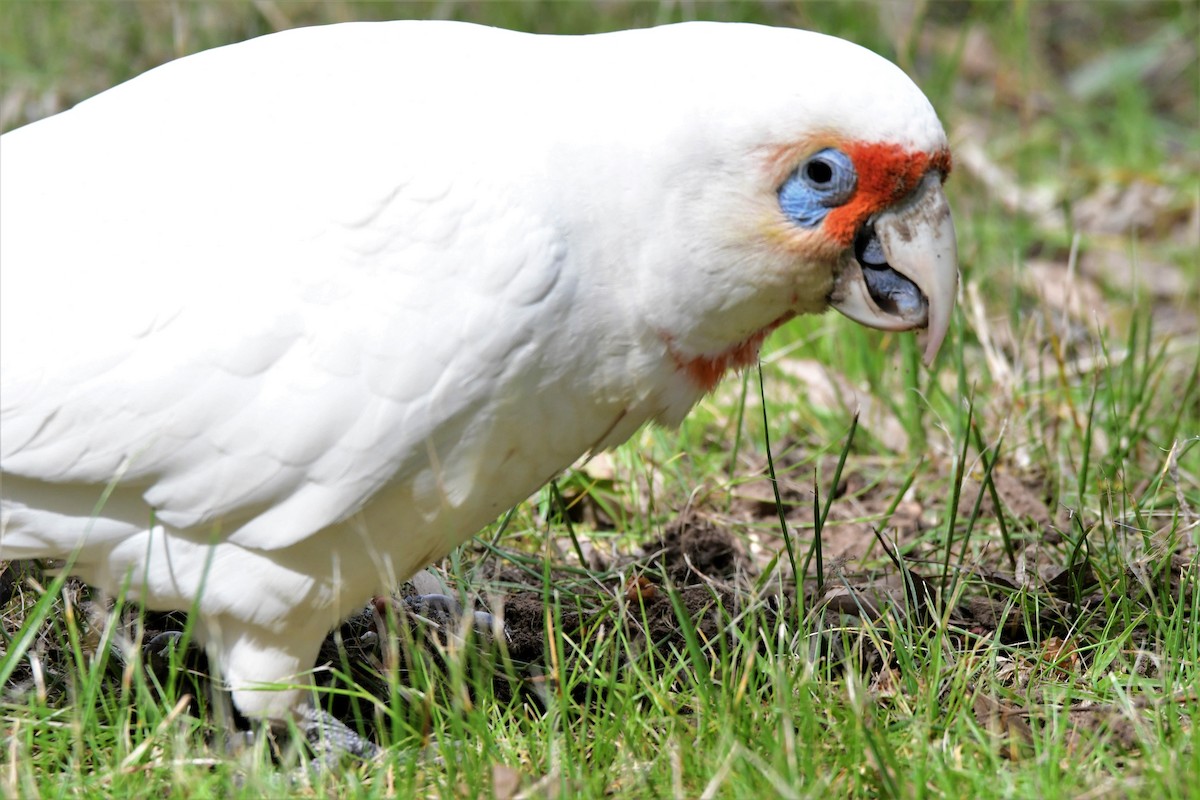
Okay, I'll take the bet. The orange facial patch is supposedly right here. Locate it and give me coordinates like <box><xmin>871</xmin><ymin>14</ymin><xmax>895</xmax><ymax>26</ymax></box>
<box><xmin>823</xmin><ymin>142</ymin><xmax>952</xmax><ymax>246</ymax></box>
<box><xmin>763</xmin><ymin>138</ymin><xmax>951</xmax><ymax>248</ymax></box>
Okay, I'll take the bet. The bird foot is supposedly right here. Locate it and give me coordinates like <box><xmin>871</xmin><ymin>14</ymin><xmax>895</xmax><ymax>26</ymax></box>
<box><xmin>142</xmin><ymin>629</ymin><xmax>380</xmax><ymax>768</ymax></box>
<box><xmin>295</xmin><ymin>705</ymin><xmax>381</xmax><ymax>770</ymax></box>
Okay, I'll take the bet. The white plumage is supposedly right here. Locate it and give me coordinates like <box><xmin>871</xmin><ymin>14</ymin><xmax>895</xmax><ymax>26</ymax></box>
<box><xmin>0</xmin><ymin>21</ymin><xmax>956</xmax><ymax>722</ymax></box>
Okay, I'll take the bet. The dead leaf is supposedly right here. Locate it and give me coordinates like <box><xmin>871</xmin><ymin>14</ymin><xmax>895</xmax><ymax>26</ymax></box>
<box><xmin>1065</xmin><ymin>702</ymin><xmax>1150</xmax><ymax>755</ymax></box>
<box><xmin>960</xmin><ymin>595</ymin><xmax>1019</xmax><ymax>636</ymax></box>
<box><xmin>1025</xmin><ymin>260</ymin><xmax>1108</xmax><ymax>324</ymax></box>
<box><xmin>869</xmin><ymin>663</ymin><xmax>902</xmax><ymax>699</ymax></box>
<box><xmin>492</xmin><ymin>763</ymin><xmax>523</xmax><ymax>800</ymax></box>
<box><xmin>959</xmin><ymin>470</ymin><xmax>1055</xmax><ymax>530</ymax></box>
<box><xmin>973</xmin><ymin>692</ymin><xmax>1035</xmax><ymax>760</ymax></box>
<box><xmin>1040</xmin><ymin>636</ymin><xmax>1080</xmax><ymax>676</ymax></box>
<box><xmin>822</xmin><ymin>569</ymin><xmax>933</xmax><ymax>624</ymax></box>
<box><xmin>1073</xmin><ymin>180</ymin><xmax>1175</xmax><ymax>236</ymax></box>
<box><xmin>1080</xmin><ymin>244</ymin><xmax>1193</xmax><ymax>300</ymax></box>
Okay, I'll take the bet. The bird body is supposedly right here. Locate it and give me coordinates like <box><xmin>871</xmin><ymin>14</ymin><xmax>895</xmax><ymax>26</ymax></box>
<box><xmin>1</xmin><ymin>20</ymin><xmax>956</xmax><ymax>721</ymax></box>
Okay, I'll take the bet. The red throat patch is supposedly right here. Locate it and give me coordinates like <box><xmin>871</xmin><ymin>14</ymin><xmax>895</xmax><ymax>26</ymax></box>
<box><xmin>666</xmin><ymin>313</ymin><xmax>795</xmax><ymax>393</ymax></box>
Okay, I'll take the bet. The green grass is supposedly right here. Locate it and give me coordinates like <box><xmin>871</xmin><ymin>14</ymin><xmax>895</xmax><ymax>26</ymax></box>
<box><xmin>2</xmin><ymin>1</ymin><xmax>1199</xmax><ymax>797</ymax></box>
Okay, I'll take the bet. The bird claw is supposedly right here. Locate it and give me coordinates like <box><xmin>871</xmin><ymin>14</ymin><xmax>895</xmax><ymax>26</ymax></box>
<box><xmin>143</xmin><ymin>630</ymin><xmax>186</xmax><ymax>674</ymax></box>
<box><xmin>295</xmin><ymin>705</ymin><xmax>381</xmax><ymax>770</ymax></box>
<box><xmin>137</xmin><ymin>628</ymin><xmax>380</xmax><ymax>768</ymax></box>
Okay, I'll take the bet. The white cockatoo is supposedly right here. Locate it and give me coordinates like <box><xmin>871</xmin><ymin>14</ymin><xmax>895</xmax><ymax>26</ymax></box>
<box><xmin>0</xmin><ymin>20</ymin><xmax>957</xmax><ymax>731</ymax></box>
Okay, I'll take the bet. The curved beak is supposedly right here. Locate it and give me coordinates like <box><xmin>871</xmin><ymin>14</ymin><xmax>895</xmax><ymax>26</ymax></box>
<box><xmin>829</xmin><ymin>173</ymin><xmax>958</xmax><ymax>365</ymax></box>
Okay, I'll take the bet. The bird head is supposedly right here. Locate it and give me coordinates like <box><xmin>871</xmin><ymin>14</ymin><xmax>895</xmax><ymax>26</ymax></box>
<box><xmin>769</xmin><ymin>135</ymin><xmax>956</xmax><ymax>366</ymax></box>
<box><xmin>561</xmin><ymin>23</ymin><xmax>958</xmax><ymax>389</ymax></box>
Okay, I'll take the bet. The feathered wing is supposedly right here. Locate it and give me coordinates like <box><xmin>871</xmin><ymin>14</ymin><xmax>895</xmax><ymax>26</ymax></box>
<box><xmin>0</xmin><ymin>24</ymin><xmax>577</xmax><ymax>557</ymax></box>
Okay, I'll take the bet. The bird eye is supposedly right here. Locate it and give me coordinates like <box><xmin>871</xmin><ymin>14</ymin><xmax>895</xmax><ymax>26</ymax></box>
<box><xmin>805</xmin><ymin>159</ymin><xmax>833</xmax><ymax>185</ymax></box>
<box><xmin>800</xmin><ymin>149</ymin><xmax>854</xmax><ymax>198</ymax></box>
<box><xmin>778</xmin><ymin>148</ymin><xmax>857</xmax><ymax>228</ymax></box>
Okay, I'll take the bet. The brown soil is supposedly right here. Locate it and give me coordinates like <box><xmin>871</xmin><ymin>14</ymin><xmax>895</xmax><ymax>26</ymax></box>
<box><xmin>2</xmin><ymin>493</ymin><xmax>1191</xmax><ymax>749</ymax></box>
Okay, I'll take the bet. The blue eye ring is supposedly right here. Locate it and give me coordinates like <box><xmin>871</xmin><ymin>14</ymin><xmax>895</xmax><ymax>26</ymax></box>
<box><xmin>797</xmin><ymin>148</ymin><xmax>855</xmax><ymax>201</ymax></box>
<box><xmin>778</xmin><ymin>147</ymin><xmax>857</xmax><ymax>228</ymax></box>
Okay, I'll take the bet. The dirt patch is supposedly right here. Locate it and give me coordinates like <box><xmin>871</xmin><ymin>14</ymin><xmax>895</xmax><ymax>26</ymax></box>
<box><xmin>2</xmin><ymin>530</ymin><xmax>867</xmax><ymax>709</ymax></box>
<box><xmin>958</xmin><ymin>469</ymin><xmax>1056</xmax><ymax>531</ymax></box>
<box><xmin>645</xmin><ymin>515</ymin><xmax>746</xmax><ymax>584</ymax></box>
<box><xmin>3</xmin><ymin>486</ymin><xmax>1192</xmax><ymax>751</ymax></box>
